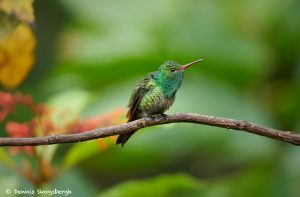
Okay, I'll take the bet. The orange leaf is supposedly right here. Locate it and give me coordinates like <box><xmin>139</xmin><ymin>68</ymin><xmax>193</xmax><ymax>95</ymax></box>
<box><xmin>0</xmin><ymin>23</ymin><xmax>36</xmax><ymax>88</ymax></box>
<box><xmin>0</xmin><ymin>0</ymin><xmax>35</xmax><ymax>23</ymax></box>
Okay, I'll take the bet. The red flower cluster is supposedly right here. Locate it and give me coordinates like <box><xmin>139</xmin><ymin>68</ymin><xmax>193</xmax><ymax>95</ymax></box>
<box><xmin>0</xmin><ymin>91</ymin><xmax>48</xmax><ymax>156</ymax></box>
<box><xmin>0</xmin><ymin>91</ymin><xmax>45</xmax><ymax>121</ymax></box>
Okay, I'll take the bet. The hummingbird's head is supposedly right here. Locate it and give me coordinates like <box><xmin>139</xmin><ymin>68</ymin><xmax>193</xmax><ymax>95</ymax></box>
<box><xmin>154</xmin><ymin>59</ymin><xmax>203</xmax><ymax>97</ymax></box>
<box><xmin>158</xmin><ymin>59</ymin><xmax>204</xmax><ymax>78</ymax></box>
<box><xmin>159</xmin><ymin>60</ymin><xmax>182</xmax><ymax>76</ymax></box>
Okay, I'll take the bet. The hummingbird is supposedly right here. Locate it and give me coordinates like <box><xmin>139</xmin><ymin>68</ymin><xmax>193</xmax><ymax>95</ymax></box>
<box><xmin>116</xmin><ymin>59</ymin><xmax>203</xmax><ymax>146</ymax></box>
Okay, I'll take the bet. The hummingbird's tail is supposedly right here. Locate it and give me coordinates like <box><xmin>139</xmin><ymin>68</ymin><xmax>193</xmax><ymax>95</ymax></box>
<box><xmin>116</xmin><ymin>131</ymin><xmax>136</xmax><ymax>147</ymax></box>
<box><xmin>116</xmin><ymin>116</ymin><xmax>138</xmax><ymax>147</ymax></box>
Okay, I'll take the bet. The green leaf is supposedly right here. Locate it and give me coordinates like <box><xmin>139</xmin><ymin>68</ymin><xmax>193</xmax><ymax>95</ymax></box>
<box><xmin>63</xmin><ymin>140</ymin><xmax>99</xmax><ymax>170</ymax></box>
<box><xmin>98</xmin><ymin>173</ymin><xmax>206</xmax><ymax>197</ymax></box>
<box><xmin>0</xmin><ymin>148</ymin><xmax>14</xmax><ymax>168</ymax></box>
<box><xmin>46</xmin><ymin>89</ymin><xmax>91</xmax><ymax>126</ymax></box>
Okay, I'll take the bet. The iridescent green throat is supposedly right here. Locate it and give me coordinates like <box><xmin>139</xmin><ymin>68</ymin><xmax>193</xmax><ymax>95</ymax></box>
<box><xmin>152</xmin><ymin>70</ymin><xmax>184</xmax><ymax>98</ymax></box>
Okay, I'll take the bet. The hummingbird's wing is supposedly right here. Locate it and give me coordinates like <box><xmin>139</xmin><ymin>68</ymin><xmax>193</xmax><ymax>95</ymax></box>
<box><xmin>126</xmin><ymin>74</ymin><xmax>154</xmax><ymax>122</ymax></box>
<box><xmin>117</xmin><ymin>73</ymin><xmax>154</xmax><ymax>146</ymax></box>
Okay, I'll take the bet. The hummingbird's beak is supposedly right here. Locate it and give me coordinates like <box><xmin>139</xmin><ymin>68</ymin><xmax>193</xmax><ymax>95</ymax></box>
<box><xmin>180</xmin><ymin>59</ymin><xmax>204</xmax><ymax>71</ymax></box>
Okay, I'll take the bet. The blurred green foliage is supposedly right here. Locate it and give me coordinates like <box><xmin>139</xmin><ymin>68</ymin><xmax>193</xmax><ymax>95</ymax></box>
<box><xmin>99</xmin><ymin>174</ymin><xmax>206</xmax><ymax>197</ymax></box>
<box><xmin>0</xmin><ymin>0</ymin><xmax>300</xmax><ymax>196</ymax></box>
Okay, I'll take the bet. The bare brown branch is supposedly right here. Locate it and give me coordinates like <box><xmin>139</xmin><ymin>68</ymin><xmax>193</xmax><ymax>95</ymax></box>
<box><xmin>0</xmin><ymin>113</ymin><xmax>299</xmax><ymax>146</ymax></box>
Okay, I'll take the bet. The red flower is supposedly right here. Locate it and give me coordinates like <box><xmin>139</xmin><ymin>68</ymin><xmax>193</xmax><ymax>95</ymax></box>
<box><xmin>0</xmin><ymin>91</ymin><xmax>14</xmax><ymax>121</ymax></box>
<box><xmin>5</xmin><ymin>122</ymin><xmax>35</xmax><ymax>156</ymax></box>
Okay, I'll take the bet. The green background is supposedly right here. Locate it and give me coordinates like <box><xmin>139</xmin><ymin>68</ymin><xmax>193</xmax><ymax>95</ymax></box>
<box><xmin>1</xmin><ymin>0</ymin><xmax>300</xmax><ymax>196</ymax></box>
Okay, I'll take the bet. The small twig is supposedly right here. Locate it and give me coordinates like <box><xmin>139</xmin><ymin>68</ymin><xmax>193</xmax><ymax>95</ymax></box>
<box><xmin>0</xmin><ymin>113</ymin><xmax>299</xmax><ymax>146</ymax></box>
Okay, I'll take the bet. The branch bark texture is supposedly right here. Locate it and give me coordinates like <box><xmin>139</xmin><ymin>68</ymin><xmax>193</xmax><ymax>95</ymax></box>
<box><xmin>0</xmin><ymin>113</ymin><xmax>299</xmax><ymax>146</ymax></box>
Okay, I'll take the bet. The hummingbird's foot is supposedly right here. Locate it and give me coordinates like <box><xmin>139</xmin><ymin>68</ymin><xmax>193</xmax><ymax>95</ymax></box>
<box><xmin>159</xmin><ymin>113</ymin><xmax>168</xmax><ymax>120</ymax></box>
<box><xmin>147</xmin><ymin>114</ymin><xmax>167</xmax><ymax>121</ymax></box>
<box><xmin>147</xmin><ymin>115</ymin><xmax>157</xmax><ymax>121</ymax></box>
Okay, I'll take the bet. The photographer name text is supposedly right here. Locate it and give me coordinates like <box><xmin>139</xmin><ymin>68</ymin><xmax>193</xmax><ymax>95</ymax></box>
<box><xmin>5</xmin><ymin>188</ymin><xmax>72</xmax><ymax>196</ymax></box>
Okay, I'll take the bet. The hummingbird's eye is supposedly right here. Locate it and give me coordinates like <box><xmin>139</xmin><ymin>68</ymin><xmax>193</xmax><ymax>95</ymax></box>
<box><xmin>170</xmin><ymin>68</ymin><xmax>176</xmax><ymax>72</ymax></box>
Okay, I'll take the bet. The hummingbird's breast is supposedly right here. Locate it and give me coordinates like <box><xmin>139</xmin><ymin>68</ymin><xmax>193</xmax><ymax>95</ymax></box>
<box><xmin>139</xmin><ymin>86</ymin><xmax>175</xmax><ymax>116</ymax></box>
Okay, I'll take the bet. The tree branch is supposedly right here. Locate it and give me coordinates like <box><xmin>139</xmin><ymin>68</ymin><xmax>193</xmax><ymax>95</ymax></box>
<box><xmin>0</xmin><ymin>113</ymin><xmax>299</xmax><ymax>146</ymax></box>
